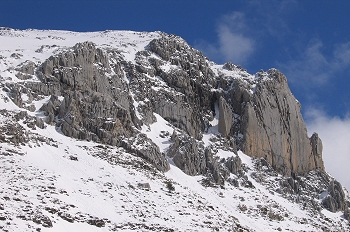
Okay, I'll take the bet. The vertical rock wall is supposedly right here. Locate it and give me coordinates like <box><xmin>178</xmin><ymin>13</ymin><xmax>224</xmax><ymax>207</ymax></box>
<box><xmin>218</xmin><ymin>96</ymin><xmax>234</xmax><ymax>137</ymax></box>
<box><xmin>239</xmin><ymin>69</ymin><xmax>324</xmax><ymax>175</ymax></box>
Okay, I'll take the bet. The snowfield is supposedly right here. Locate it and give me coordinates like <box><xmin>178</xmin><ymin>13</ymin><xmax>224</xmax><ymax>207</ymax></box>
<box><xmin>1</xmin><ymin>118</ymin><xmax>348</xmax><ymax>231</ymax></box>
<box><xmin>0</xmin><ymin>28</ymin><xmax>349</xmax><ymax>231</ymax></box>
<box><xmin>1</xmin><ymin>119</ymin><xmax>348</xmax><ymax>231</ymax></box>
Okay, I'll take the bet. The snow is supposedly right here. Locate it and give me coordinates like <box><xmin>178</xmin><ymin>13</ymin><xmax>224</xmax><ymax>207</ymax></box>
<box><xmin>237</xmin><ymin>150</ymin><xmax>253</xmax><ymax>168</ymax></box>
<box><xmin>0</xmin><ymin>29</ymin><xmax>161</xmax><ymax>77</ymax></box>
<box><xmin>0</xmin><ymin>91</ymin><xmax>19</xmax><ymax>111</ymax></box>
<box><xmin>141</xmin><ymin>113</ymin><xmax>174</xmax><ymax>152</ymax></box>
<box><xmin>202</xmin><ymin>102</ymin><xmax>219</xmax><ymax>146</ymax></box>
<box><xmin>1</xmin><ymin>102</ymin><xmax>348</xmax><ymax>232</ymax></box>
<box><xmin>159</xmin><ymin>63</ymin><xmax>178</xmax><ymax>72</ymax></box>
<box><xmin>216</xmin><ymin>149</ymin><xmax>235</xmax><ymax>159</ymax></box>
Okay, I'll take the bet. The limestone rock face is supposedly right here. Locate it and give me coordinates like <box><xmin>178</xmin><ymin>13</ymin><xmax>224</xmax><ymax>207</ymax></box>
<box><xmin>36</xmin><ymin>42</ymin><xmax>136</xmax><ymax>143</ymax></box>
<box><xmin>237</xmin><ymin>69</ymin><xmax>324</xmax><ymax>175</ymax></box>
<box><xmin>167</xmin><ymin>133</ymin><xmax>207</xmax><ymax>176</ymax></box>
<box><xmin>167</xmin><ymin>133</ymin><xmax>228</xmax><ymax>185</ymax></box>
<box><xmin>147</xmin><ymin>35</ymin><xmax>216</xmax><ymax>139</ymax></box>
<box><xmin>218</xmin><ymin>96</ymin><xmax>234</xmax><ymax>137</ymax></box>
<box><xmin>22</xmin><ymin>41</ymin><xmax>169</xmax><ymax>172</ymax></box>
<box><xmin>6</xmin><ymin>31</ymin><xmax>326</xmax><ymax>179</ymax></box>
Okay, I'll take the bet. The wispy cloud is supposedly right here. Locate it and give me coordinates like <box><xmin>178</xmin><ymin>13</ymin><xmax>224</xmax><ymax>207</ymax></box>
<box><xmin>249</xmin><ymin>0</ymin><xmax>297</xmax><ymax>38</ymax></box>
<box><xmin>305</xmin><ymin>108</ymin><xmax>350</xmax><ymax>191</ymax></box>
<box><xmin>195</xmin><ymin>0</ymin><xmax>297</xmax><ymax>66</ymax></box>
<box><xmin>334</xmin><ymin>41</ymin><xmax>350</xmax><ymax>67</ymax></box>
<box><xmin>279</xmin><ymin>39</ymin><xmax>350</xmax><ymax>87</ymax></box>
<box><xmin>195</xmin><ymin>12</ymin><xmax>255</xmax><ymax>65</ymax></box>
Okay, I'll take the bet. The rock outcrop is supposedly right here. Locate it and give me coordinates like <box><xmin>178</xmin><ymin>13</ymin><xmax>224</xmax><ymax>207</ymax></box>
<box><xmin>344</xmin><ymin>207</ymin><xmax>350</xmax><ymax>221</ymax></box>
<box><xmin>146</xmin><ymin>36</ymin><xmax>325</xmax><ymax>178</ymax></box>
<box><xmin>310</xmin><ymin>133</ymin><xmax>324</xmax><ymax>170</ymax></box>
<box><xmin>147</xmin><ymin>35</ymin><xmax>216</xmax><ymax>139</ymax></box>
<box><xmin>167</xmin><ymin>133</ymin><xmax>207</xmax><ymax>176</ymax></box>
<box><xmin>167</xmin><ymin>132</ymin><xmax>233</xmax><ymax>185</ymax></box>
<box><xmin>20</xmin><ymin>41</ymin><xmax>169</xmax><ymax>172</ymax></box>
<box><xmin>224</xmin><ymin>155</ymin><xmax>242</xmax><ymax>175</ymax></box>
<box><xmin>36</xmin><ymin>42</ymin><xmax>136</xmax><ymax>144</ymax></box>
<box><xmin>232</xmin><ymin>69</ymin><xmax>324</xmax><ymax>176</ymax></box>
<box><xmin>322</xmin><ymin>180</ymin><xmax>347</xmax><ymax>212</ymax></box>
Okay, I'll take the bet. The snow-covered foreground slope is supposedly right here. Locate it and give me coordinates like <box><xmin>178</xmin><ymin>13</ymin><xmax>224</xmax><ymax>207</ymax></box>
<box><xmin>0</xmin><ymin>28</ymin><xmax>349</xmax><ymax>231</ymax></box>
<box><xmin>0</xmin><ymin>113</ymin><xmax>348</xmax><ymax>231</ymax></box>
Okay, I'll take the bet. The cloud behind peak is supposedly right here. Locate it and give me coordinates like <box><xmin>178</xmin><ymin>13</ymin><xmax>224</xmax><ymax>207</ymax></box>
<box><xmin>195</xmin><ymin>11</ymin><xmax>255</xmax><ymax>65</ymax></box>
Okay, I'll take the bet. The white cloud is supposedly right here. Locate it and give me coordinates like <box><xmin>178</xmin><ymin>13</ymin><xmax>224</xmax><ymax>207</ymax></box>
<box><xmin>195</xmin><ymin>2</ymin><xmax>298</xmax><ymax>66</ymax></box>
<box><xmin>217</xmin><ymin>25</ymin><xmax>255</xmax><ymax>64</ymax></box>
<box><xmin>195</xmin><ymin>12</ymin><xmax>255</xmax><ymax>65</ymax></box>
<box><xmin>305</xmin><ymin>108</ymin><xmax>350</xmax><ymax>191</ymax></box>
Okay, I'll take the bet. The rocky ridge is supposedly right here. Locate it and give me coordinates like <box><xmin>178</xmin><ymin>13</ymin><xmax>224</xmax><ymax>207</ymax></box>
<box><xmin>0</xmin><ymin>28</ymin><xmax>349</xmax><ymax>231</ymax></box>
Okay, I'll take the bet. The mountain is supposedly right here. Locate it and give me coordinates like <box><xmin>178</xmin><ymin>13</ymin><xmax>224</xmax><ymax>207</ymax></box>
<box><xmin>0</xmin><ymin>27</ymin><xmax>349</xmax><ymax>231</ymax></box>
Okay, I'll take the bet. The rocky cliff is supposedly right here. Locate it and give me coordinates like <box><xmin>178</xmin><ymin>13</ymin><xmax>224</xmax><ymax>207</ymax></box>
<box><xmin>0</xmin><ymin>28</ymin><xmax>349</xmax><ymax>231</ymax></box>
<box><xmin>2</xmin><ymin>29</ymin><xmax>327</xmax><ymax>182</ymax></box>
<box><xmin>236</xmin><ymin>69</ymin><xmax>324</xmax><ymax>176</ymax></box>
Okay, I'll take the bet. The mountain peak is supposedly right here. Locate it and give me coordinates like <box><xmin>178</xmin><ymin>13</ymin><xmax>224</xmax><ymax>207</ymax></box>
<box><xmin>0</xmin><ymin>28</ymin><xmax>349</xmax><ymax>231</ymax></box>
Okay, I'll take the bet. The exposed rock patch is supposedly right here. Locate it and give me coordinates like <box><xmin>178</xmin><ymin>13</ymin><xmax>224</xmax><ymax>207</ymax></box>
<box><xmin>218</xmin><ymin>96</ymin><xmax>234</xmax><ymax>137</ymax></box>
<box><xmin>322</xmin><ymin>180</ymin><xmax>346</xmax><ymax>212</ymax></box>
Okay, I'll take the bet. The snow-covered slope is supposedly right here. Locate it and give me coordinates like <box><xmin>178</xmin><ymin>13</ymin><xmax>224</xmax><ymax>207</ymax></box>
<box><xmin>0</xmin><ymin>28</ymin><xmax>159</xmax><ymax>67</ymax></box>
<box><xmin>0</xmin><ymin>28</ymin><xmax>349</xmax><ymax>231</ymax></box>
<box><xmin>1</xmin><ymin>112</ymin><xmax>349</xmax><ymax>232</ymax></box>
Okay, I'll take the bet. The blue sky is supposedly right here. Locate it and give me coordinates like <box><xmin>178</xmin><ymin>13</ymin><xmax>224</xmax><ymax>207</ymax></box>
<box><xmin>1</xmin><ymin>0</ymin><xmax>350</xmax><ymax>188</ymax></box>
<box><xmin>2</xmin><ymin>0</ymin><xmax>349</xmax><ymax>117</ymax></box>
